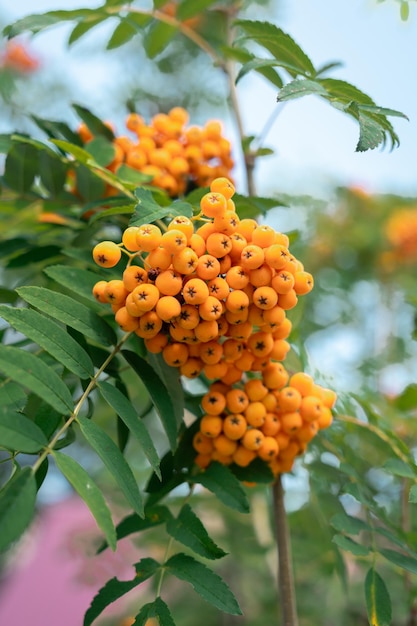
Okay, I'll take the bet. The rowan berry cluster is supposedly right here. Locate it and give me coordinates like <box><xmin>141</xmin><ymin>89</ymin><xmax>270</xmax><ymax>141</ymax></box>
<box><xmin>193</xmin><ymin>368</ymin><xmax>335</xmax><ymax>477</ymax></box>
<box><xmin>384</xmin><ymin>207</ymin><xmax>417</xmax><ymax>264</ymax></box>
<box><xmin>78</xmin><ymin>107</ymin><xmax>234</xmax><ymax>197</ymax></box>
<box><xmin>92</xmin><ymin>176</ymin><xmax>335</xmax><ymax>476</ymax></box>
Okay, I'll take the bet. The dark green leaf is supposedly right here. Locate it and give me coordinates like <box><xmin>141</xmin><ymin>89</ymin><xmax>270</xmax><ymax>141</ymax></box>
<box><xmin>75</xmin><ymin>164</ymin><xmax>106</xmax><ymax>202</ymax></box>
<box><xmin>6</xmin><ymin>244</ymin><xmax>62</xmax><ymax>269</ymax></box>
<box><xmin>221</xmin><ymin>45</ymin><xmax>283</xmax><ymax>88</ymax></box>
<box><xmin>318</xmin><ymin>78</ymin><xmax>375</xmax><ymax>105</ymax></box>
<box><xmin>85</xmin><ymin>136</ymin><xmax>116</xmax><ymax>167</ymax></box>
<box><xmin>233</xmin><ymin>193</ymin><xmax>287</xmax><ymax>219</ymax></box>
<box><xmin>43</xmin><ymin>265</ymin><xmax>105</xmax><ymax>303</ymax></box>
<box><xmin>31</xmin><ymin>115</ymin><xmax>83</xmax><ymax>146</ymax></box>
<box><xmin>122</xmin><ymin>350</ymin><xmax>179</xmax><ymax>451</ymax></box>
<box><xmin>147</xmin><ymin>352</ymin><xmax>184</xmax><ymax>427</ymax></box>
<box><xmin>0</xmin><ymin>288</ymin><xmax>19</xmax><ymax>304</ymax></box>
<box><xmin>0</xmin><ymin>305</ymin><xmax>94</xmax><ymax>379</ymax></box>
<box><xmin>88</xmin><ymin>203</ymin><xmax>135</xmax><ymax>224</ymax></box>
<box><xmin>83</xmin><ymin>558</ymin><xmax>160</xmax><ymax>626</ymax></box>
<box><xmin>144</xmin><ymin>20</ymin><xmax>177</xmax><ymax>59</ymax></box>
<box><xmin>332</xmin><ymin>534</ymin><xmax>370</xmax><ymax>556</ymax></box>
<box><xmin>97</xmin><ymin>505</ymin><xmax>172</xmax><ymax>553</ymax></box>
<box><xmin>380</xmin><ymin>548</ymin><xmax>417</xmax><ymax>575</ymax></box>
<box><xmin>364</xmin><ymin>567</ymin><xmax>392</xmax><ymax>626</ymax></box>
<box><xmin>165</xmin><ymin>553</ymin><xmax>242</xmax><ymax>615</ymax></box>
<box><xmin>0</xmin><ymin>382</ymin><xmax>27</xmax><ymax>412</ymax></box>
<box><xmin>130</xmin><ymin>189</ymin><xmax>192</xmax><ymax>227</ymax></box>
<box><xmin>78</xmin><ymin>416</ymin><xmax>144</xmax><ymax>517</ymax></box>
<box><xmin>72</xmin><ymin>104</ymin><xmax>115</xmax><ymax>140</ymax></box>
<box><xmin>99</xmin><ymin>381</ymin><xmax>161</xmax><ymax>478</ymax></box>
<box><xmin>167</xmin><ymin>503</ymin><xmax>227</xmax><ymax>560</ymax></box>
<box><xmin>394</xmin><ymin>384</ymin><xmax>417</xmax><ymax>411</ymax></box>
<box><xmin>54</xmin><ymin>451</ymin><xmax>117</xmax><ymax>551</ymax></box>
<box><xmin>237</xmin><ymin>58</ymin><xmax>300</xmax><ymax>85</ymax></box>
<box><xmin>193</xmin><ymin>462</ymin><xmax>249</xmax><ymax>513</ymax></box>
<box><xmin>3</xmin><ymin>143</ymin><xmax>38</xmax><ymax>193</ymax></box>
<box><xmin>0</xmin><ymin>467</ymin><xmax>37</xmax><ymax>553</ymax></box>
<box><xmin>0</xmin><ymin>411</ymin><xmax>48</xmax><ymax>453</ymax></box>
<box><xmin>38</xmin><ymin>151</ymin><xmax>68</xmax><ymax>197</ymax></box>
<box><xmin>17</xmin><ymin>286</ymin><xmax>117</xmax><ymax>346</ymax></box>
<box><xmin>132</xmin><ymin>597</ymin><xmax>175</xmax><ymax>626</ymax></box>
<box><xmin>277</xmin><ymin>78</ymin><xmax>328</xmax><ymax>102</ymax></box>
<box><xmin>230</xmin><ymin>457</ymin><xmax>274</xmax><ymax>483</ymax></box>
<box><xmin>106</xmin><ymin>18</ymin><xmax>139</xmax><ymax>49</ymax></box>
<box><xmin>383</xmin><ymin>458</ymin><xmax>417</xmax><ymax>479</ymax></box>
<box><xmin>330</xmin><ymin>512</ymin><xmax>371</xmax><ymax>535</ymax></box>
<box><xmin>177</xmin><ymin>0</ymin><xmax>217</xmax><ymax>20</ymax></box>
<box><xmin>235</xmin><ymin>20</ymin><xmax>315</xmax><ymax>77</ymax></box>
<box><xmin>35</xmin><ymin>457</ymin><xmax>49</xmax><ymax>491</ymax></box>
<box><xmin>0</xmin><ymin>345</ymin><xmax>73</xmax><ymax>415</ymax></box>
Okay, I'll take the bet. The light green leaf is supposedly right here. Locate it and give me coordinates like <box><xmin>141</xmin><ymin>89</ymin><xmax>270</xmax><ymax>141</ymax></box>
<box><xmin>167</xmin><ymin>503</ymin><xmax>227</xmax><ymax>560</ymax></box>
<box><xmin>193</xmin><ymin>462</ymin><xmax>249</xmax><ymax>513</ymax></box>
<box><xmin>106</xmin><ymin>18</ymin><xmax>141</xmax><ymax>50</ymax></box>
<box><xmin>277</xmin><ymin>78</ymin><xmax>328</xmax><ymax>102</ymax></box>
<box><xmin>99</xmin><ymin>381</ymin><xmax>161</xmax><ymax>478</ymax></box>
<box><xmin>380</xmin><ymin>548</ymin><xmax>417</xmax><ymax>575</ymax></box>
<box><xmin>17</xmin><ymin>286</ymin><xmax>117</xmax><ymax>346</ymax></box>
<box><xmin>85</xmin><ymin>136</ymin><xmax>116</xmax><ymax>167</ymax></box>
<box><xmin>357</xmin><ymin>104</ymin><xmax>408</xmax><ymax>120</ymax></box>
<box><xmin>130</xmin><ymin>189</ymin><xmax>192</xmax><ymax>227</ymax></box>
<box><xmin>394</xmin><ymin>384</ymin><xmax>417</xmax><ymax>411</ymax></box>
<box><xmin>332</xmin><ymin>534</ymin><xmax>370</xmax><ymax>557</ymax></box>
<box><xmin>78</xmin><ymin>416</ymin><xmax>144</xmax><ymax>517</ymax></box>
<box><xmin>330</xmin><ymin>512</ymin><xmax>371</xmax><ymax>535</ymax></box>
<box><xmin>355</xmin><ymin>108</ymin><xmax>385</xmax><ymax>152</ymax></box>
<box><xmin>400</xmin><ymin>1</ymin><xmax>410</xmax><ymax>21</ymax></box>
<box><xmin>0</xmin><ymin>467</ymin><xmax>37</xmax><ymax>553</ymax></box>
<box><xmin>122</xmin><ymin>350</ymin><xmax>179</xmax><ymax>451</ymax></box>
<box><xmin>83</xmin><ymin>558</ymin><xmax>160</xmax><ymax>626</ymax></box>
<box><xmin>3</xmin><ymin>13</ymin><xmax>63</xmax><ymax>37</ymax></box>
<box><xmin>409</xmin><ymin>484</ymin><xmax>417</xmax><ymax>503</ymax></box>
<box><xmin>165</xmin><ymin>553</ymin><xmax>242</xmax><ymax>615</ymax></box>
<box><xmin>144</xmin><ymin>20</ymin><xmax>177</xmax><ymax>59</ymax></box>
<box><xmin>0</xmin><ymin>411</ymin><xmax>48</xmax><ymax>453</ymax></box>
<box><xmin>72</xmin><ymin>104</ymin><xmax>115</xmax><ymax>140</ymax></box>
<box><xmin>177</xmin><ymin>0</ymin><xmax>217</xmax><ymax>20</ymax></box>
<box><xmin>0</xmin><ymin>345</ymin><xmax>73</xmax><ymax>415</ymax></box>
<box><xmin>221</xmin><ymin>45</ymin><xmax>283</xmax><ymax>88</ymax></box>
<box><xmin>50</xmin><ymin>139</ymin><xmax>91</xmax><ymax>164</ymax></box>
<box><xmin>383</xmin><ymin>458</ymin><xmax>417</xmax><ymax>479</ymax></box>
<box><xmin>68</xmin><ymin>16</ymin><xmax>108</xmax><ymax>45</ymax></box>
<box><xmin>0</xmin><ymin>305</ymin><xmax>94</xmax><ymax>379</ymax></box>
<box><xmin>364</xmin><ymin>567</ymin><xmax>392</xmax><ymax>626</ymax></box>
<box><xmin>54</xmin><ymin>451</ymin><xmax>117</xmax><ymax>551</ymax></box>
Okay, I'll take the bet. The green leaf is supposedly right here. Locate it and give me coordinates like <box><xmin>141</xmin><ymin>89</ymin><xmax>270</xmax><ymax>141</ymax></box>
<box><xmin>3</xmin><ymin>143</ymin><xmax>38</xmax><ymax>193</ymax></box>
<box><xmin>17</xmin><ymin>286</ymin><xmax>117</xmax><ymax>346</ymax></box>
<box><xmin>122</xmin><ymin>350</ymin><xmax>179</xmax><ymax>451</ymax></box>
<box><xmin>330</xmin><ymin>512</ymin><xmax>371</xmax><ymax>535</ymax></box>
<box><xmin>3</xmin><ymin>13</ymin><xmax>63</xmax><ymax>37</ymax></box>
<box><xmin>97</xmin><ymin>505</ymin><xmax>172</xmax><ymax>553</ymax></box>
<box><xmin>147</xmin><ymin>352</ymin><xmax>184</xmax><ymax>427</ymax></box>
<box><xmin>409</xmin><ymin>484</ymin><xmax>417</xmax><ymax>503</ymax></box>
<box><xmin>50</xmin><ymin>139</ymin><xmax>92</xmax><ymax>164</ymax></box>
<box><xmin>0</xmin><ymin>467</ymin><xmax>37</xmax><ymax>553</ymax></box>
<box><xmin>230</xmin><ymin>457</ymin><xmax>274</xmax><ymax>483</ymax></box>
<box><xmin>68</xmin><ymin>16</ymin><xmax>108</xmax><ymax>45</ymax></box>
<box><xmin>31</xmin><ymin>115</ymin><xmax>83</xmax><ymax>147</ymax></box>
<box><xmin>83</xmin><ymin>558</ymin><xmax>160</xmax><ymax>626</ymax></box>
<box><xmin>99</xmin><ymin>381</ymin><xmax>161</xmax><ymax>478</ymax></box>
<box><xmin>43</xmin><ymin>265</ymin><xmax>105</xmax><ymax>303</ymax></box>
<box><xmin>167</xmin><ymin>503</ymin><xmax>227</xmax><ymax>560</ymax></box>
<box><xmin>332</xmin><ymin>534</ymin><xmax>370</xmax><ymax>557</ymax></box>
<box><xmin>77</xmin><ymin>416</ymin><xmax>144</xmax><ymax>517</ymax></box>
<box><xmin>364</xmin><ymin>568</ymin><xmax>392</xmax><ymax>626</ymax></box>
<box><xmin>38</xmin><ymin>151</ymin><xmax>68</xmax><ymax>197</ymax></box>
<box><xmin>193</xmin><ymin>462</ymin><xmax>249</xmax><ymax>513</ymax></box>
<box><xmin>394</xmin><ymin>384</ymin><xmax>417</xmax><ymax>411</ymax></box>
<box><xmin>383</xmin><ymin>458</ymin><xmax>417</xmax><ymax>479</ymax></box>
<box><xmin>115</xmin><ymin>164</ymin><xmax>152</xmax><ymax>186</ymax></box>
<box><xmin>72</xmin><ymin>104</ymin><xmax>115</xmax><ymax>141</ymax></box>
<box><xmin>106</xmin><ymin>18</ymin><xmax>140</xmax><ymax>49</ymax></box>
<box><xmin>84</xmin><ymin>136</ymin><xmax>115</xmax><ymax>167</ymax></box>
<box><xmin>222</xmin><ymin>46</ymin><xmax>283</xmax><ymax>88</ymax></box>
<box><xmin>400</xmin><ymin>1</ymin><xmax>410</xmax><ymax>21</ymax></box>
<box><xmin>177</xmin><ymin>0</ymin><xmax>217</xmax><ymax>20</ymax></box>
<box><xmin>235</xmin><ymin>20</ymin><xmax>315</xmax><ymax>78</ymax></box>
<box><xmin>88</xmin><ymin>204</ymin><xmax>135</xmax><ymax>225</ymax></box>
<box><xmin>357</xmin><ymin>104</ymin><xmax>408</xmax><ymax>120</ymax></box>
<box><xmin>54</xmin><ymin>451</ymin><xmax>117</xmax><ymax>551</ymax></box>
<box><xmin>0</xmin><ymin>345</ymin><xmax>73</xmax><ymax>415</ymax></box>
<box><xmin>233</xmin><ymin>193</ymin><xmax>286</xmax><ymax>219</ymax></box>
<box><xmin>144</xmin><ymin>20</ymin><xmax>177</xmax><ymax>59</ymax></box>
<box><xmin>0</xmin><ymin>411</ymin><xmax>48</xmax><ymax>453</ymax></box>
<box><xmin>318</xmin><ymin>78</ymin><xmax>375</xmax><ymax>105</ymax></box>
<box><xmin>277</xmin><ymin>78</ymin><xmax>328</xmax><ymax>102</ymax></box>
<box><xmin>0</xmin><ymin>382</ymin><xmax>27</xmax><ymax>412</ymax></box>
<box><xmin>354</xmin><ymin>106</ymin><xmax>385</xmax><ymax>152</ymax></box>
<box><xmin>75</xmin><ymin>164</ymin><xmax>106</xmax><ymax>201</ymax></box>
<box><xmin>130</xmin><ymin>189</ymin><xmax>192</xmax><ymax>227</ymax></box>
<box><xmin>132</xmin><ymin>597</ymin><xmax>175</xmax><ymax>626</ymax></box>
<box><xmin>165</xmin><ymin>553</ymin><xmax>242</xmax><ymax>615</ymax></box>
<box><xmin>380</xmin><ymin>548</ymin><xmax>417</xmax><ymax>575</ymax></box>
<box><xmin>0</xmin><ymin>305</ymin><xmax>94</xmax><ymax>379</ymax></box>
<box><xmin>237</xmin><ymin>58</ymin><xmax>300</xmax><ymax>85</ymax></box>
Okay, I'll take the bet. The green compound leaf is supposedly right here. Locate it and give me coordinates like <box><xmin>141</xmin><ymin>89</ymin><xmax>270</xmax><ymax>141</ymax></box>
<box><xmin>130</xmin><ymin>188</ymin><xmax>192</xmax><ymax>227</ymax></box>
<box><xmin>17</xmin><ymin>286</ymin><xmax>117</xmax><ymax>346</ymax></box>
<box><xmin>364</xmin><ymin>567</ymin><xmax>392</xmax><ymax>626</ymax></box>
<box><xmin>277</xmin><ymin>78</ymin><xmax>328</xmax><ymax>102</ymax></box>
<box><xmin>165</xmin><ymin>553</ymin><xmax>242</xmax><ymax>615</ymax></box>
<box><xmin>99</xmin><ymin>381</ymin><xmax>161</xmax><ymax>479</ymax></box>
<box><xmin>132</xmin><ymin>597</ymin><xmax>176</xmax><ymax>626</ymax></box>
<box><xmin>0</xmin><ymin>305</ymin><xmax>94</xmax><ymax>379</ymax></box>
<box><xmin>54</xmin><ymin>451</ymin><xmax>117</xmax><ymax>551</ymax></box>
<box><xmin>192</xmin><ymin>462</ymin><xmax>250</xmax><ymax>513</ymax></box>
<box><xmin>0</xmin><ymin>345</ymin><xmax>73</xmax><ymax>415</ymax></box>
<box><xmin>235</xmin><ymin>20</ymin><xmax>315</xmax><ymax>78</ymax></box>
<box><xmin>330</xmin><ymin>512</ymin><xmax>371</xmax><ymax>535</ymax></box>
<box><xmin>83</xmin><ymin>558</ymin><xmax>160</xmax><ymax>626</ymax></box>
<box><xmin>0</xmin><ymin>467</ymin><xmax>37</xmax><ymax>553</ymax></box>
<box><xmin>122</xmin><ymin>350</ymin><xmax>179</xmax><ymax>451</ymax></box>
<box><xmin>97</xmin><ymin>505</ymin><xmax>172</xmax><ymax>553</ymax></box>
<box><xmin>332</xmin><ymin>534</ymin><xmax>370</xmax><ymax>557</ymax></box>
<box><xmin>167</xmin><ymin>503</ymin><xmax>227</xmax><ymax>560</ymax></box>
<box><xmin>0</xmin><ymin>411</ymin><xmax>48</xmax><ymax>453</ymax></box>
<box><xmin>78</xmin><ymin>416</ymin><xmax>144</xmax><ymax>517</ymax></box>
<box><xmin>380</xmin><ymin>548</ymin><xmax>417</xmax><ymax>575</ymax></box>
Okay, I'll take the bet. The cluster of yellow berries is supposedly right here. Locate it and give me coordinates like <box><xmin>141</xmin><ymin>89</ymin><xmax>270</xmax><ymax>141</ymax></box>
<box><xmin>193</xmin><ymin>367</ymin><xmax>335</xmax><ymax>476</ymax></box>
<box><xmin>92</xmin><ymin>176</ymin><xmax>335</xmax><ymax>476</ymax></box>
<box><xmin>384</xmin><ymin>207</ymin><xmax>417</xmax><ymax>264</ymax></box>
<box><xmin>79</xmin><ymin>107</ymin><xmax>234</xmax><ymax>197</ymax></box>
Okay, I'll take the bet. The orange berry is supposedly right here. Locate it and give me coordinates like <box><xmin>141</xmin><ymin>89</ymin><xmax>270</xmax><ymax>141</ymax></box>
<box><xmin>220</xmin><ymin>364</ymin><xmax>243</xmax><ymax>386</ymax></box>
<box><xmin>162</xmin><ymin>342</ymin><xmax>189</xmax><ymax>367</ymax></box>
<box><xmin>249</xmin><ymin>264</ymin><xmax>273</xmax><ymax>288</ymax></box>
<box><xmin>200</xmin><ymin>192</ymin><xmax>227</xmax><ymax>218</ymax></box>
<box><xmin>218</xmin><ymin>254</ymin><xmax>232</xmax><ymax>274</ymax></box>
<box><xmin>213</xmin><ymin>434</ymin><xmax>238</xmax><ymax>456</ymax></box>
<box><xmin>264</xmin><ymin>244</ymin><xmax>290</xmax><ymax>270</ymax></box>
<box><xmin>146</xmin><ymin>246</ymin><xmax>172</xmax><ymax>271</ymax></box>
<box><xmin>317</xmin><ymin>406</ymin><xmax>333</xmax><ymax>429</ymax></box>
<box><xmin>207</xmin><ymin>276</ymin><xmax>230</xmax><ymax>300</ymax></box>
<box><xmin>182</xmin><ymin>278</ymin><xmax>209</xmax><ymax>305</ymax></box>
<box><xmin>200</xmin><ymin>414</ymin><xmax>223</xmax><ymax>438</ymax></box>
<box><xmin>196</xmin><ymin>255</ymin><xmax>221</xmax><ymax>280</ymax></box>
<box><xmin>198</xmin><ymin>296</ymin><xmax>223</xmax><ymax>321</ymax></box>
<box><xmin>126</xmin><ymin>148</ymin><xmax>147</xmax><ymax>170</ymax></box>
<box><xmin>93</xmin><ymin>241</ymin><xmax>122</xmax><ymax>268</ymax></box>
<box><xmin>126</xmin><ymin>112</ymin><xmax>145</xmax><ymax>132</ymax></box>
<box><xmin>278</xmin><ymin>289</ymin><xmax>298</xmax><ymax>310</ymax></box>
<box><xmin>155</xmin><ymin>295</ymin><xmax>181</xmax><ymax>321</ymax></box>
<box><xmin>257</xmin><ymin>436</ymin><xmax>279</xmax><ymax>461</ymax></box>
<box><xmin>229</xmin><ymin>233</ymin><xmax>248</xmax><ymax>261</ymax></box>
<box><xmin>145</xmin><ymin>333</ymin><xmax>168</xmax><ymax>353</ymax></box>
<box><xmin>296</xmin><ymin>421</ymin><xmax>319</xmax><ymax>443</ymax></box>
<box><xmin>168</xmin><ymin>215</ymin><xmax>194</xmax><ymax>241</ymax></box>
<box><xmin>236</xmin><ymin>218</ymin><xmax>257</xmax><ymax>241</ymax></box>
<box><xmin>180</xmin><ymin>358</ymin><xmax>203</xmax><ymax>378</ymax></box>
<box><xmin>194</xmin><ymin>453</ymin><xmax>212</xmax><ymax>469</ymax></box>
<box><xmin>299</xmin><ymin>395</ymin><xmax>324</xmax><ymax>422</ymax></box>
<box><xmin>105</xmin><ymin>280</ymin><xmax>128</xmax><ymax>305</ymax></box>
<box><xmin>138</xmin><ymin>310</ymin><xmax>163</xmax><ymax>338</ymax></box>
<box><xmin>272</xmin><ymin>317</ymin><xmax>292</xmax><ymax>340</ymax></box>
<box><xmin>233</xmin><ymin>445</ymin><xmax>257</xmax><ymax>467</ymax></box>
<box><xmin>199</xmin><ymin>340</ymin><xmax>223</xmax><ymax>365</ymax></box>
<box><xmin>280</xmin><ymin>411</ymin><xmax>303</xmax><ymax>434</ymax></box>
<box><xmin>234</xmin><ymin>350</ymin><xmax>255</xmax><ymax>372</ymax></box>
<box><xmin>278</xmin><ymin>387</ymin><xmax>302</xmax><ymax>412</ymax></box>
<box><xmin>213</xmin><ymin>211</ymin><xmax>240</xmax><ymax>236</ymax></box>
<box><xmin>226</xmin><ymin>388</ymin><xmax>249</xmax><ymax>413</ymax></box>
<box><xmin>240</xmin><ymin>244</ymin><xmax>265</xmax><ymax>270</ymax></box>
<box><xmin>225</xmin><ymin>266</ymin><xmax>249</xmax><ymax>290</ymax></box>
<box><xmin>242</xmin><ymin>429</ymin><xmax>265</xmax><ymax>451</ymax></box>
<box><xmin>262</xmin><ymin>413</ymin><xmax>280</xmax><ymax>436</ymax></box>
<box><xmin>206</xmin><ymin>232</ymin><xmax>232</xmax><ymax>258</ymax></box>
<box><xmin>168</xmin><ymin>106</ymin><xmax>189</xmax><ymax>125</ymax></box>
<box><xmin>271</xmin><ymin>270</ymin><xmax>295</xmax><ymax>294</ymax></box>
<box><xmin>193</xmin><ymin>432</ymin><xmax>214</xmax><ymax>455</ymax></box>
<box><xmin>131</xmin><ymin>283</ymin><xmax>160</xmax><ymax>312</ymax></box>
<box><xmin>189</xmin><ymin>233</ymin><xmax>206</xmax><ymax>257</ymax></box>
<box><xmin>289</xmin><ymin>372</ymin><xmax>315</xmax><ymax>397</ymax></box>
<box><xmin>114</xmin><ymin>306</ymin><xmax>140</xmax><ymax>332</ymax></box>
<box><xmin>160</xmin><ymin>229</ymin><xmax>187</xmax><ymax>254</ymax></box>
<box><xmin>92</xmin><ymin>280</ymin><xmax>109</xmax><ymax>303</ymax></box>
<box><xmin>210</xmin><ymin>176</ymin><xmax>235</xmax><ymax>199</ymax></box>
<box><xmin>223</xmin><ymin>414</ymin><xmax>247</xmax><ymax>440</ymax></box>
<box><xmin>194</xmin><ymin>320</ymin><xmax>219</xmax><ymax>343</ymax></box>
<box><xmin>245</xmin><ymin>401</ymin><xmax>267</xmax><ymax>427</ymax></box>
<box><xmin>201</xmin><ymin>390</ymin><xmax>227</xmax><ymax>415</ymax></box>
<box><xmin>123</xmin><ymin>265</ymin><xmax>147</xmax><ymax>291</ymax></box>
<box><xmin>172</xmin><ymin>247</ymin><xmax>199</xmax><ymax>275</ymax></box>
<box><xmin>225</xmin><ymin>289</ymin><xmax>250</xmax><ymax>314</ymax></box>
<box><xmin>245</xmin><ymin>378</ymin><xmax>268</xmax><ymax>401</ymax></box>
<box><xmin>155</xmin><ymin>269</ymin><xmax>182</xmax><ymax>296</ymax></box>
<box><xmin>136</xmin><ymin>224</ymin><xmax>162</xmax><ymax>252</ymax></box>
<box><xmin>247</xmin><ymin>331</ymin><xmax>274</xmax><ymax>358</ymax></box>
<box><xmin>269</xmin><ymin>339</ymin><xmax>291</xmax><ymax>361</ymax></box>
<box><xmin>251</xmin><ymin>225</ymin><xmax>276</xmax><ymax>248</ymax></box>
<box><xmin>253</xmin><ymin>286</ymin><xmax>278</xmax><ymax>310</ymax></box>
<box><xmin>227</xmin><ymin>321</ymin><xmax>253</xmax><ymax>341</ymax></box>
<box><xmin>178</xmin><ymin>304</ymin><xmax>200</xmax><ymax>329</ymax></box>
<box><xmin>262</xmin><ymin>363</ymin><xmax>289</xmax><ymax>390</ymax></box>
<box><xmin>294</xmin><ymin>271</ymin><xmax>314</xmax><ymax>295</ymax></box>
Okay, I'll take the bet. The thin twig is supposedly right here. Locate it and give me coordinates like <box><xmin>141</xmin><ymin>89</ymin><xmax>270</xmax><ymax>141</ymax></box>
<box><xmin>272</xmin><ymin>475</ymin><xmax>299</xmax><ymax>626</ymax></box>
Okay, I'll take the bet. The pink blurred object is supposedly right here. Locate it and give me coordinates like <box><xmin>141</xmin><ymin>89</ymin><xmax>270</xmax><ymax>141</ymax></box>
<box><xmin>0</xmin><ymin>497</ymin><xmax>142</xmax><ymax>626</ymax></box>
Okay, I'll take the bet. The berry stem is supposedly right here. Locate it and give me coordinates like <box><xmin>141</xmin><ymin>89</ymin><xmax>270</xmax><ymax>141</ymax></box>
<box><xmin>272</xmin><ymin>475</ymin><xmax>299</xmax><ymax>626</ymax></box>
